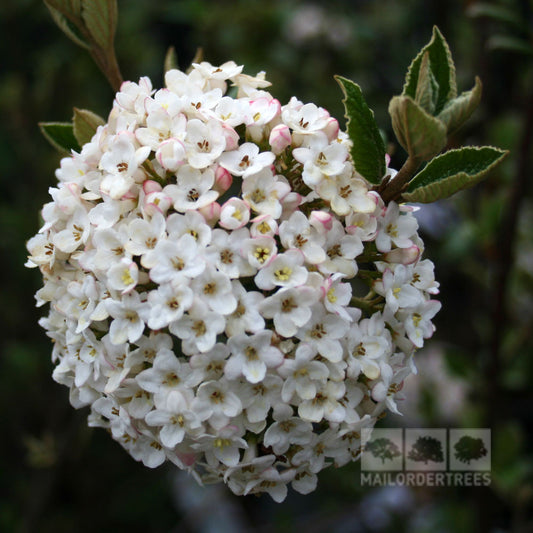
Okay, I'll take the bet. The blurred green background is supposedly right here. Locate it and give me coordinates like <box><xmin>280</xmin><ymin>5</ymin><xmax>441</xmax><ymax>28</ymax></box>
<box><xmin>1</xmin><ymin>0</ymin><xmax>532</xmax><ymax>531</ymax></box>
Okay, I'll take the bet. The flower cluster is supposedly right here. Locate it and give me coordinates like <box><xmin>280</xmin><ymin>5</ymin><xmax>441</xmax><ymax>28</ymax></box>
<box><xmin>26</xmin><ymin>61</ymin><xmax>440</xmax><ymax>501</ymax></box>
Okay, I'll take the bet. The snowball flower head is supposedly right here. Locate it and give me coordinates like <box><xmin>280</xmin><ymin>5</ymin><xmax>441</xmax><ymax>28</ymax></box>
<box><xmin>27</xmin><ymin>61</ymin><xmax>440</xmax><ymax>501</ymax></box>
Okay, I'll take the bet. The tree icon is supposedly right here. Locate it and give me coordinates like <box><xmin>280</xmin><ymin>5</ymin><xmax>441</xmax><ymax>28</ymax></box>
<box><xmin>454</xmin><ymin>435</ymin><xmax>488</xmax><ymax>464</ymax></box>
<box><xmin>408</xmin><ymin>435</ymin><xmax>444</xmax><ymax>464</ymax></box>
<box><xmin>365</xmin><ymin>437</ymin><xmax>402</xmax><ymax>464</ymax></box>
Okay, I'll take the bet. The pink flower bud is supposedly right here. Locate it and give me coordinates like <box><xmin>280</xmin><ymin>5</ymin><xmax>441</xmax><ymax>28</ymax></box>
<box><xmin>222</xmin><ymin>123</ymin><xmax>239</xmax><ymax>151</ymax></box>
<box><xmin>143</xmin><ymin>180</ymin><xmax>162</xmax><ymax>195</ymax></box>
<box><xmin>323</xmin><ymin>117</ymin><xmax>340</xmax><ymax>142</ymax></box>
<box><xmin>198</xmin><ymin>201</ymin><xmax>221</xmax><ymax>226</ymax></box>
<box><xmin>214</xmin><ymin>165</ymin><xmax>233</xmax><ymax>194</ymax></box>
<box><xmin>269</xmin><ymin>124</ymin><xmax>291</xmax><ymax>154</ymax></box>
<box><xmin>310</xmin><ymin>210</ymin><xmax>333</xmax><ymax>232</ymax></box>
<box><xmin>383</xmin><ymin>245</ymin><xmax>421</xmax><ymax>265</ymax></box>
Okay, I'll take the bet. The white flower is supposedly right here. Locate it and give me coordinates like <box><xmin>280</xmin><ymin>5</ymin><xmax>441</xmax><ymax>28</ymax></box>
<box><xmin>169</xmin><ymin>300</ymin><xmax>225</xmax><ymax>354</ymax></box>
<box><xmin>319</xmin><ymin>219</ymin><xmax>363</xmax><ymax>278</ymax></box>
<box><xmin>164</xmin><ymin>165</ymin><xmax>219</xmax><ymax>212</ymax></box>
<box><xmin>145</xmin><ymin>389</ymin><xmax>202</xmax><ymax>447</ymax></box>
<box><xmin>224</xmin><ymin>331</ymin><xmax>284</xmax><ymax>383</ymax></box>
<box><xmin>401</xmin><ymin>299</ymin><xmax>442</xmax><ymax>348</ymax></box>
<box><xmin>317</xmin><ymin>169</ymin><xmax>375</xmax><ymax>216</ymax></box>
<box><xmin>99</xmin><ymin>133</ymin><xmax>150</xmax><ymax>199</ymax></box>
<box><xmin>292</xmin><ymin>132</ymin><xmax>347</xmax><ymax>186</ymax></box>
<box><xmin>205</xmin><ymin>228</ymin><xmax>255</xmax><ymax>278</ymax></box>
<box><xmin>278</xmin><ymin>343</ymin><xmax>329</xmax><ymax>402</ymax></box>
<box><xmin>259</xmin><ymin>285</ymin><xmax>319</xmax><ymax>338</ymax></box>
<box><xmin>148</xmin><ymin>234</ymin><xmax>205</xmax><ymax>285</ymax></box>
<box><xmin>263</xmin><ymin>404</ymin><xmax>313</xmax><ymax>455</ymax></box>
<box><xmin>106</xmin><ymin>291</ymin><xmax>147</xmax><ymax>345</ymax></box>
<box><xmin>374</xmin><ymin>265</ymin><xmax>424</xmax><ymax>314</ymax></box>
<box><xmin>279</xmin><ymin>211</ymin><xmax>326</xmax><ymax>264</ymax></box>
<box><xmin>254</xmin><ymin>249</ymin><xmax>308</xmax><ymax>290</ymax></box>
<box><xmin>191</xmin><ymin>266</ymin><xmax>237</xmax><ymax>315</ymax></box>
<box><xmin>145</xmin><ymin>282</ymin><xmax>194</xmax><ymax>330</ymax></box>
<box><xmin>296</xmin><ymin>305</ymin><xmax>349</xmax><ymax>363</ymax></box>
<box><xmin>376</xmin><ymin>201</ymin><xmax>419</xmax><ymax>252</ymax></box>
<box><xmin>136</xmin><ymin>349</ymin><xmax>192</xmax><ymax>403</ymax></box>
<box><xmin>241</xmin><ymin>169</ymin><xmax>290</xmax><ymax>218</ymax></box>
<box><xmin>219</xmin><ymin>197</ymin><xmax>250</xmax><ymax>229</ymax></box>
<box><xmin>218</xmin><ymin>142</ymin><xmax>275</xmax><ymax>178</ymax></box>
<box><xmin>193</xmin><ymin>378</ymin><xmax>243</xmax><ymax>427</ymax></box>
<box><xmin>28</xmin><ymin>61</ymin><xmax>442</xmax><ymax>501</ymax></box>
<box><xmin>298</xmin><ymin>380</ymin><xmax>346</xmax><ymax>423</ymax></box>
<box><xmin>225</xmin><ymin>281</ymin><xmax>265</xmax><ymax>337</ymax></box>
<box><xmin>184</xmin><ymin>118</ymin><xmax>226</xmax><ymax>168</ymax></box>
<box><xmin>125</xmin><ymin>212</ymin><xmax>167</xmax><ymax>268</ymax></box>
<box><xmin>53</xmin><ymin>207</ymin><xmax>90</xmax><ymax>253</ymax></box>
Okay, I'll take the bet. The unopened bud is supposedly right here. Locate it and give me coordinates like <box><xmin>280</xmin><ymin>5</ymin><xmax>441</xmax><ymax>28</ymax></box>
<box><xmin>269</xmin><ymin>124</ymin><xmax>291</xmax><ymax>154</ymax></box>
<box><xmin>383</xmin><ymin>245</ymin><xmax>421</xmax><ymax>265</ymax></box>
<box><xmin>198</xmin><ymin>201</ymin><xmax>221</xmax><ymax>226</ymax></box>
<box><xmin>214</xmin><ymin>165</ymin><xmax>233</xmax><ymax>194</ymax></box>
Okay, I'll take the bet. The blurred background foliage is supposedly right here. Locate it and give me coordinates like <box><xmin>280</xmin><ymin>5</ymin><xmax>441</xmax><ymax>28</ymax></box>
<box><xmin>1</xmin><ymin>0</ymin><xmax>532</xmax><ymax>531</ymax></box>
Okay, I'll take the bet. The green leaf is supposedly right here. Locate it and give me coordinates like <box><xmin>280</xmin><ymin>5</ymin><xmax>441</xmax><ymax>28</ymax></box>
<box><xmin>437</xmin><ymin>76</ymin><xmax>482</xmax><ymax>134</ymax></box>
<box><xmin>72</xmin><ymin>108</ymin><xmax>105</xmax><ymax>146</ymax></box>
<box><xmin>414</xmin><ymin>51</ymin><xmax>438</xmax><ymax>115</ymax></box>
<box><xmin>44</xmin><ymin>0</ymin><xmax>82</xmax><ymax>17</ymax></box>
<box><xmin>389</xmin><ymin>95</ymin><xmax>447</xmax><ymax>161</ymax></box>
<box><xmin>335</xmin><ymin>76</ymin><xmax>386</xmax><ymax>185</ymax></box>
<box><xmin>81</xmin><ymin>0</ymin><xmax>117</xmax><ymax>50</ymax></box>
<box><xmin>44</xmin><ymin>1</ymin><xmax>90</xmax><ymax>49</ymax></box>
<box><xmin>403</xmin><ymin>26</ymin><xmax>457</xmax><ymax>114</ymax></box>
<box><xmin>403</xmin><ymin>146</ymin><xmax>508</xmax><ymax>203</ymax></box>
<box><xmin>164</xmin><ymin>46</ymin><xmax>179</xmax><ymax>73</ymax></box>
<box><xmin>39</xmin><ymin>122</ymin><xmax>81</xmax><ymax>154</ymax></box>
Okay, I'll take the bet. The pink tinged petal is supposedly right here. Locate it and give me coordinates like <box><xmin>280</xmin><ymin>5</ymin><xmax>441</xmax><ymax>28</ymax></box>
<box><xmin>198</xmin><ymin>201</ymin><xmax>221</xmax><ymax>226</ymax></box>
<box><xmin>219</xmin><ymin>198</ymin><xmax>250</xmax><ymax>229</ymax></box>
<box><xmin>143</xmin><ymin>180</ymin><xmax>163</xmax><ymax>195</ymax></box>
<box><xmin>269</xmin><ymin>124</ymin><xmax>291</xmax><ymax>154</ymax></box>
<box><xmin>222</xmin><ymin>123</ymin><xmax>239</xmax><ymax>151</ymax></box>
<box><xmin>214</xmin><ymin>165</ymin><xmax>233</xmax><ymax>193</ymax></box>
<box><xmin>309</xmin><ymin>210</ymin><xmax>333</xmax><ymax>232</ymax></box>
<box><xmin>156</xmin><ymin>139</ymin><xmax>186</xmax><ymax>171</ymax></box>
<box><xmin>383</xmin><ymin>245</ymin><xmax>421</xmax><ymax>265</ymax></box>
<box><xmin>323</xmin><ymin>117</ymin><xmax>340</xmax><ymax>141</ymax></box>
